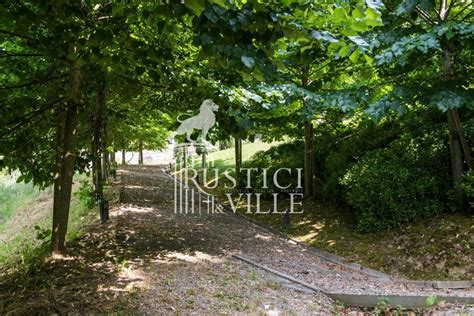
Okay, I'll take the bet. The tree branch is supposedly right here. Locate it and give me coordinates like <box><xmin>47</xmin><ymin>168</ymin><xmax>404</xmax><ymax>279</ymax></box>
<box><xmin>0</xmin><ymin>75</ymin><xmax>66</xmax><ymax>90</ymax></box>
<box><xmin>451</xmin><ymin>2</ymin><xmax>473</xmax><ymax>20</ymax></box>
<box><xmin>0</xmin><ymin>49</ymin><xmax>43</xmax><ymax>58</ymax></box>
<box><xmin>0</xmin><ymin>29</ymin><xmax>38</xmax><ymax>41</ymax></box>
<box><xmin>415</xmin><ymin>6</ymin><xmax>436</xmax><ymax>25</ymax></box>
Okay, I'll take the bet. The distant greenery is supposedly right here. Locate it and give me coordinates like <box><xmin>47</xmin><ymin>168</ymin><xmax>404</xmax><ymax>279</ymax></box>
<box><xmin>194</xmin><ymin>140</ymin><xmax>281</xmax><ymax>173</ymax></box>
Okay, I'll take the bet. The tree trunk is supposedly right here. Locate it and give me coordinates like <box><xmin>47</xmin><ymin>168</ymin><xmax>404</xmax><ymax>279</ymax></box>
<box><xmin>235</xmin><ymin>136</ymin><xmax>242</xmax><ymax>187</ymax></box>
<box><xmin>310</xmin><ymin>123</ymin><xmax>317</xmax><ymax>198</ymax></box>
<box><xmin>101</xmin><ymin>106</ymin><xmax>108</xmax><ymax>179</ymax></box>
<box><xmin>122</xmin><ymin>141</ymin><xmax>126</xmax><ymax>165</ymax></box>
<box><xmin>92</xmin><ymin>78</ymin><xmax>105</xmax><ymax>199</ymax></box>
<box><xmin>102</xmin><ymin>150</ymin><xmax>108</xmax><ymax>179</ymax></box>
<box><xmin>301</xmin><ymin>67</ymin><xmax>315</xmax><ymax>199</ymax></box>
<box><xmin>448</xmin><ymin>109</ymin><xmax>464</xmax><ymax>195</ymax></box>
<box><xmin>443</xmin><ymin>48</ymin><xmax>471</xmax><ymax>196</ymax></box>
<box><xmin>51</xmin><ymin>62</ymin><xmax>81</xmax><ymax>254</ymax></box>
<box><xmin>138</xmin><ymin>140</ymin><xmax>144</xmax><ymax>164</ymax></box>
<box><xmin>304</xmin><ymin>120</ymin><xmax>313</xmax><ymax>198</ymax></box>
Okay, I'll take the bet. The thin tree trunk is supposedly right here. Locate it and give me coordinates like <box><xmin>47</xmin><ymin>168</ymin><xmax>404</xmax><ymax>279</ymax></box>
<box><xmin>110</xmin><ymin>132</ymin><xmax>115</xmax><ymax>164</ymax></box>
<box><xmin>301</xmin><ymin>67</ymin><xmax>314</xmax><ymax>199</ymax></box>
<box><xmin>102</xmin><ymin>109</ymin><xmax>108</xmax><ymax>179</ymax></box>
<box><xmin>102</xmin><ymin>150</ymin><xmax>108</xmax><ymax>179</ymax></box>
<box><xmin>235</xmin><ymin>137</ymin><xmax>242</xmax><ymax>187</ymax></box>
<box><xmin>443</xmin><ymin>48</ymin><xmax>469</xmax><ymax>196</ymax></box>
<box><xmin>92</xmin><ymin>78</ymin><xmax>105</xmax><ymax>198</ymax></box>
<box><xmin>122</xmin><ymin>141</ymin><xmax>126</xmax><ymax>165</ymax></box>
<box><xmin>138</xmin><ymin>140</ymin><xmax>144</xmax><ymax>164</ymax></box>
<box><xmin>52</xmin><ymin>108</ymin><xmax>65</xmax><ymax>252</ymax></box>
<box><xmin>452</xmin><ymin>109</ymin><xmax>473</xmax><ymax>170</ymax></box>
<box><xmin>310</xmin><ymin>123</ymin><xmax>317</xmax><ymax>198</ymax></box>
<box><xmin>304</xmin><ymin>120</ymin><xmax>313</xmax><ymax>198</ymax></box>
<box><xmin>448</xmin><ymin>109</ymin><xmax>464</xmax><ymax>195</ymax></box>
<box><xmin>51</xmin><ymin>62</ymin><xmax>81</xmax><ymax>254</ymax></box>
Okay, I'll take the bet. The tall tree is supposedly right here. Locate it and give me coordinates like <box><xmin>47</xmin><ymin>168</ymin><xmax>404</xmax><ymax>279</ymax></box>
<box><xmin>369</xmin><ymin>0</ymin><xmax>474</xmax><ymax>195</ymax></box>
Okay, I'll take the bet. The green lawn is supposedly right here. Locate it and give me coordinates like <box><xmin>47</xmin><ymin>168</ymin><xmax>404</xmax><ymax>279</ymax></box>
<box><xmin>190</xmin><ymin>140</ymin><xmax>282</xmax><ymax>172</ymax></box>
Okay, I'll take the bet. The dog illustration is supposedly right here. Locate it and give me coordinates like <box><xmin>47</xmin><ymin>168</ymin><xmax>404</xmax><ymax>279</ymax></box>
<box><xmin>175</xmin><ymin>99</ymin><xmax>219</xmax><ymax>143</ymax></box>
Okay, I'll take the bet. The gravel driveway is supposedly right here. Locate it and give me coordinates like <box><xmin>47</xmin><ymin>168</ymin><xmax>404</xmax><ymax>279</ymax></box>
<box><xmin>117</xmin><ymin>165</ymin><xmax>473</xmax><ymax>314</ymax></box>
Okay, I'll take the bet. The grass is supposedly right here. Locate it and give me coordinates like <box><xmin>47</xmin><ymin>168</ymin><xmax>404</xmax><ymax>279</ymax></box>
<box><xmin>0</xmin><ymin>172</ymin><xmax>96</xmax><ymax>271</ymax></box>
<box><xmin>0</xmin><ymin>172</ymin><xmax>42</xmax><ymax>231</ymax></box>
<box><xmin>201</xmin><ymin>144</ymin><xmax>473</xmax><ymax>281</ymax></box>
<box><xmin>189</xmin><ymin>140</ymin><xmax>282</xmax><ymax>172</ymax></box>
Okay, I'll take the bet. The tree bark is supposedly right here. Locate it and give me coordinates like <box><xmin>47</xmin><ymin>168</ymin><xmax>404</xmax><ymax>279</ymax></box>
<box><xmin>51</xmin><ymin>62</ymin><xmax>81</xmax><ymax>254</ymax></box>
<box><xmin>301</xmin><ymin>66</ymin><xmax>315</xmax><ymax>199</ymax></box>
<box><xmin>304</xmin><ymin>120</ymin><xmax>313</xmax><ymax>198</ymax></box>
<box><xmin>443</xmin><ymin>48</ymin><xmax>471</xmax><ymax>196</ymax></box>
<box><xmin>448</xmin><ymin>109</ymin><xmax>464</xmax><ymax>194</ymax></box>
<box><xmin>138</xmin><ymin>140</ymin><xmax>144</xmax><ymax>164</ymax></box>
<box><xmin>235</xmin><ymin>136</ymin><xmax>242</xmax><ymax>187</ymax></box>
<box><xmin>92</xmin><ymin>78</ymin><xmax>105</xmax><ymax>198</ymax></box>
<box><xmin>122</xmin><ymin>140</ymin><xmax>126</xmax><ymax>165</ymax></box>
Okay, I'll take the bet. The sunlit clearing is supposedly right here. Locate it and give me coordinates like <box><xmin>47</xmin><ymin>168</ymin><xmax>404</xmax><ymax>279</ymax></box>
<box><xmin>49</xmin><ymin>253</ymin><xmax>77</xmax><ymax>261</ymax></box>
<box><xmin>296</xmin><ymin>220</ymin><xmax>312</xmax><ymax>226</ymax></box>
<box><xmin>165</xmin><ymin>251</ymin><xmax>223</xmax><ymax>263</ymax></box>
<box><xmin>295</xmin><ymin>231</ymin><xmax>319</xmax><ymax>242</ymax></box>
<box><xmin>121</xmin><ymin>205</ymin><xmax>155</xmax><ymax>213</ymax></box>
<box><xmin>313</xmin><ymin>222</ymin><xmax>325</xmax><ymax>230</ymax></box>
<box><xmin>254</xmin><ymin>233</ymin><xmax>272</xmax><ymax>241</ymax></box>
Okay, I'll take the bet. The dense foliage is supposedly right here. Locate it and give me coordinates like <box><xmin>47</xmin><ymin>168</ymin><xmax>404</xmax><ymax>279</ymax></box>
<box><xmin>0</xmin><ymin>0</ymin><xmax>473</xmax><ymax>250</ymax></box>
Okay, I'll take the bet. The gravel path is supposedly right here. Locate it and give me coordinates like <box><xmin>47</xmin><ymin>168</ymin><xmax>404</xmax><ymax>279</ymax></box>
<box><xmin>118</xmin><ymin>165</ymin><xmax>339</xmax><ymax>314</ymax></box>
<box><xmin>117</xmin><ymin>165</ymin><xmax>474</xmax><ymax>313</ymax></box>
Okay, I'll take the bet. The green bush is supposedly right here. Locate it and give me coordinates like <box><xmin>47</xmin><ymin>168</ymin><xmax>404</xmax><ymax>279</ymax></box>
<box><xmin>75</xmin><ymin>180</ymin><xmax>96</xmax><ymax>209</ymax></box>
<box><xmin>316</xmin><ymin>120</ymin><xmax>402</xmax><ymax>201</ymax></box>
<box><xmin>460</xmin><ymin>171</ymin><xmax>474</xmax><ymax>211</ymax></box>
<box><xmin>243</xmin><ymin>142</ymin><xmax>303</xmax><ymax>197</ymax></box>
<box><xmin>341</xmin><ymin>127</ymin><xmax>450</xmax><ymax>232</ymax></box>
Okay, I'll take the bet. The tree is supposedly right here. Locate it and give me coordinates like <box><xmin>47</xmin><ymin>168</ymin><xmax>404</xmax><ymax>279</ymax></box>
<box><xmin>369</xmin><ymin>0</ymin><xmax>474</xmax><ymax>196</ymax></box>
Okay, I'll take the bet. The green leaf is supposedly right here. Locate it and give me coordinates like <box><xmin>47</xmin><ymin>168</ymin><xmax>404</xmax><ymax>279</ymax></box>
<box><xmin>184</xmin><ymin>0</ymin><xmax>205</xmax><ymax>16</ymax></box>
<box><xmin>426</xmin><ymin>294</ymin><xmax>437</xmax><ymax>307</ymax></box>
<box><xmin>349</xmin><ymin>48</ymin><xmax>361</xmax><ymax>63</ymax></box>
<box><xmin>352</xmin><ymin>7</ymin><xmax>364</xmax><ymax>19</ymax></box>
<box><xmin>334</xmin><ymin>7</ymin><xmax>347</xmax><ymax>22</ymax></box>
<box><xmin>210</xmin><ymin>0</ymin><xmax>227</xmax><ymax>7</ymax></box>
<box><xmin>366</xmin><ymin>7</ymin><xmax>380</xmax><ymax>19</ymax></box>
<box><xmin>339</xmin><ymin>44</ymin><xmax>351</xmax><ymax>57</ymax></box>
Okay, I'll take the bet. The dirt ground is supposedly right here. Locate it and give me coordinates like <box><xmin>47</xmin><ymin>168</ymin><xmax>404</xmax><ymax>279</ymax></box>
<box><xmin>0</xmin><ymin>165</ymin><xmax>472</xmax><ymax>314</ymax></box>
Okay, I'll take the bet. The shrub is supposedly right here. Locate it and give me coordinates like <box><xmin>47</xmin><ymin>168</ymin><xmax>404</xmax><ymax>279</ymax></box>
<box><xmin>341</xmin><ymin>127</ymin><xmax>450</xmax><ymax>232</ymax></box>
<box><xmin>316</xmin><ymin>120</ymin><xmax>402</xmax><ymax>201</ymax></box>
<box><xmin>75</xmin><ymin>180</ymin><xmax>96</xmax><ymax>209</ymax></box>
<box><xmin>243</xmin><ymin>142</ymin><xmax>304</xmax><ymax>197</ymax></box>
<box><xmin>460</xmin><ymin>171</ymin><xmax>474</xmax><ymax>211</ymax></box>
